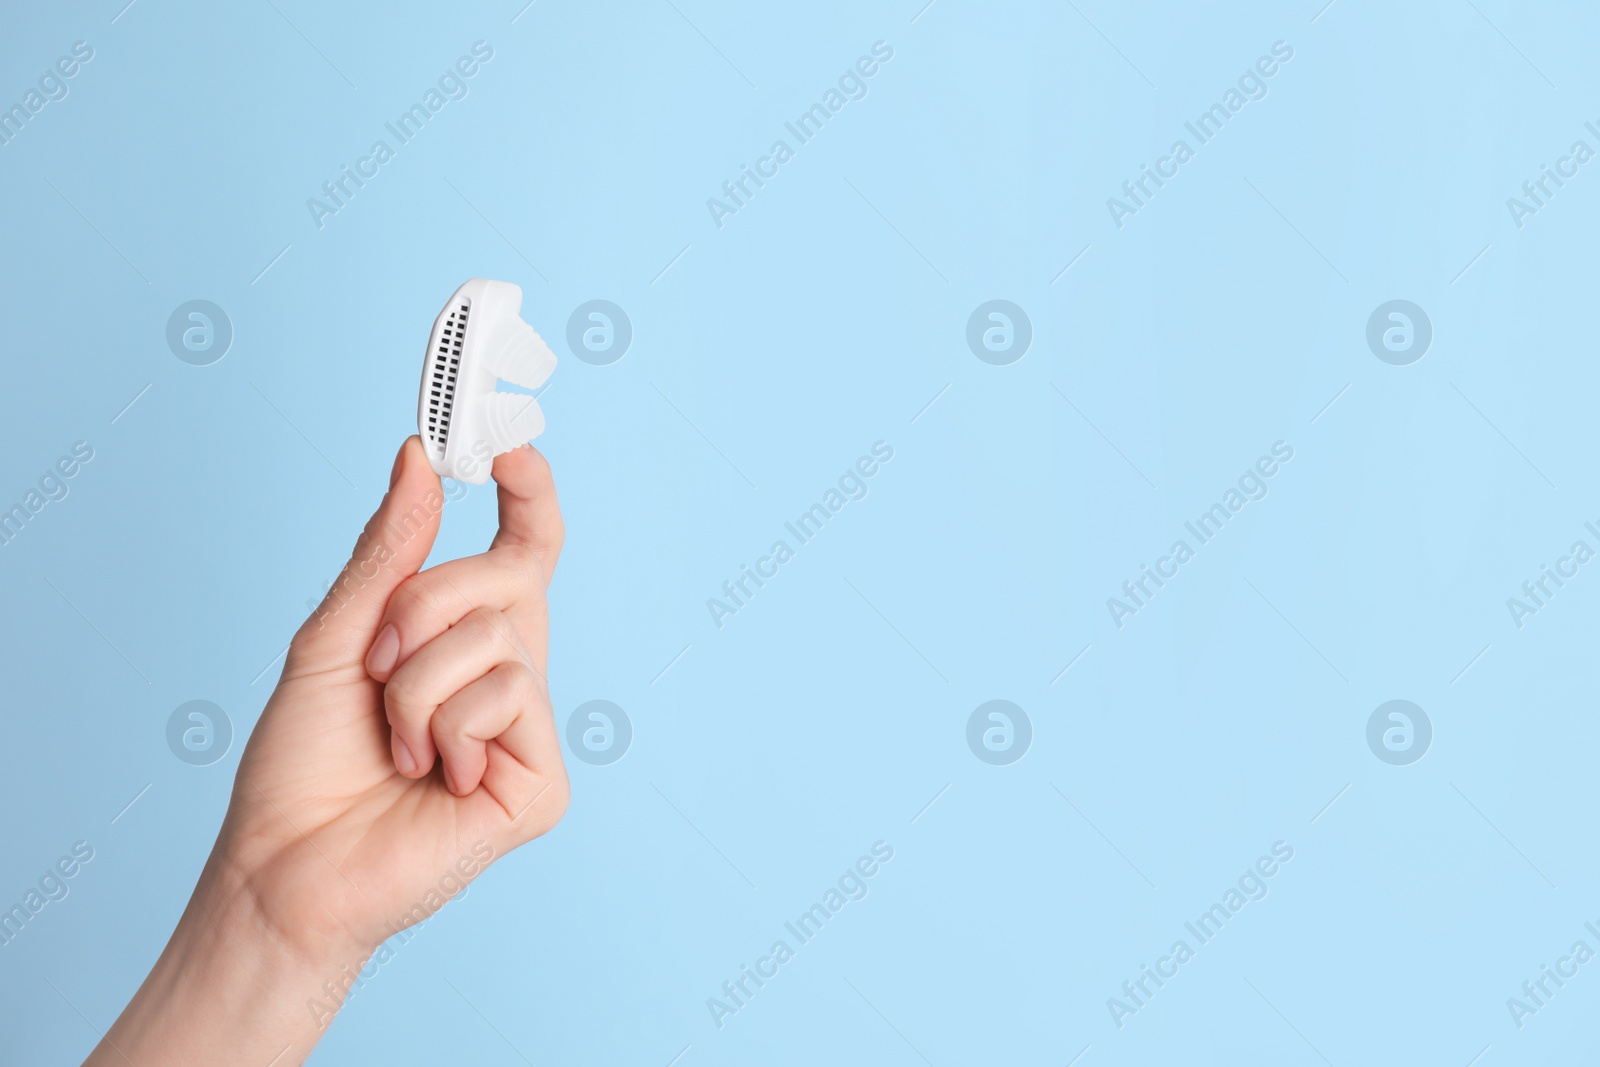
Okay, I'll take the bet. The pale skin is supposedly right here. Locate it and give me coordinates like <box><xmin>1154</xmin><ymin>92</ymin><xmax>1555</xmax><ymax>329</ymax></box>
<box><xmin>84</xmin><ymin>436</ymin><xmax>570</xmax><ymax>1066</ymax></box>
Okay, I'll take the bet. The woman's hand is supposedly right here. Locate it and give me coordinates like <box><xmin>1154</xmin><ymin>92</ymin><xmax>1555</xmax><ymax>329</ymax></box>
<box><xmin>231</xmin><ymin>433</ymin><xmax>569</xmax><ymax>955</ymax></box>
<box><xmin>86</xmin><ymin>436</ymin><xmax>569</xmax><ymax>1066</ymax></box>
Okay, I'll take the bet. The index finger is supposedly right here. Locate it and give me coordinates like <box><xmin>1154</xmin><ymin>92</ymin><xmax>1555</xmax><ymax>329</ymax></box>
<box><xmin>490</xmin><ymin>444</ymin><xmax>564</xmax><ymax>582</ymax></box>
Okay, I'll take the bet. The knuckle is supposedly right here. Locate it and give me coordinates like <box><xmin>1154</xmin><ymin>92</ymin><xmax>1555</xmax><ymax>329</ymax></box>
<box><xmin>433</xmin><ymin>706</ymin><xmax>469</xmax><ymax>745</ymax></box>
<box><xmin>388</xmin><ymin>577</ymin><xmax>445</xmax><ymax>627</ymax></box>
<box><xmin>531</xmin><ymin>772</ymin><xmax>571</xmax><ymax>828</ymax></box>
<box><xmin>284</xmin><ymin>625</ymin><xmax>316</xmax><ymax>665</ymax></box>
<box><xmin>542</xmin><ymin>515</ymin><xmax>566</xmax><ymax>560</ymax></box>
<box><xmin>498</xmin><ymin>542</ymin><xmax>536</xmax><ymax>573</ymax></box>
<box><xmin>529</xmin><ymin>552</ymin><xmax>551</xmax><ymax>587</ymax></box>
<box><xmin>500</xmin><ymin>543</ymin><xmax>549</xmax><ymax>589</ymax></box>
<box><xmin>499</xmin><ymin>662</ymin><xmax>539</xmax><ymax>704</ymax></box>
<box><xmin>463</xmin><ymin>606</ymin><xmax>505</xmax><ymax>643</ymax></box>
<box><xmin>547</xmin><ymin>775</ymin><xmax>571</xmax><ymax>822</ymax></box>
<box><xmin>384</xmin><ymin>671</ymin><xmax>430</xmax><ymax>725</ymax></box>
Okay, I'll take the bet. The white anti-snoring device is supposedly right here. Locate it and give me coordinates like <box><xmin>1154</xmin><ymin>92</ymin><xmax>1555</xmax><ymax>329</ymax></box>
<box><xmin>417</xmin><ymin>278</ymin><xmax>557</xmax><ymax>485</ymax></box>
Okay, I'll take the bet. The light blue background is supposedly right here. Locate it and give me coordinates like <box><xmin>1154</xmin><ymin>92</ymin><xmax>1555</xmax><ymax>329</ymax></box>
<box><xmin>2</xmin><ymin>0</ymin><xmax>1596</xmax><ymax>1063</ymax></box>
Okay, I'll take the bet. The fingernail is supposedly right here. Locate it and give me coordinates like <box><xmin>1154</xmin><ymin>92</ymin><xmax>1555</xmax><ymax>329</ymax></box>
<box><xmin>442</xmin><ymin>763</ymin><xmax>459</xmax><ymax>795</ymax></box>
<box><xmin>389</xmin><ymin>445</ymin><xmax>406</xmax><ymax>488</ymax></box>
<box><xmin>391</xmin><ymin>733</ymin><xmax>417</xmax><ymax>776</ymax></box>
<box><xmin>366</xmin><ymin>624</ymin><xmax>400</xmax><ymax>676</ymax></box>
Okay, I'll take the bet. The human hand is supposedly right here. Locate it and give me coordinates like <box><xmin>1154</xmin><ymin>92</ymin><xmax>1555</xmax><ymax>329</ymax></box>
<box><xmin>228</xmin><ymin>434</ymin><xmax>569</xmax><ymax>956</ymax></box>
<box><xmin>86</xmin><ymin>435</ymin><xmax>569</xmax><ymax>1065</ymax></box>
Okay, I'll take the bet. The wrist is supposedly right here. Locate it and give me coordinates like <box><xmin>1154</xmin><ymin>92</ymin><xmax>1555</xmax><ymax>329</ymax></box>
<box><xmin>87</xmin><ymin>847</ymin><xmax>370</xmax><ymax>1066</ymax></box>
<box><xmin>208</xmin><ymin>820</ymin><xmax>378</xmax><ymax>966</ymax></box>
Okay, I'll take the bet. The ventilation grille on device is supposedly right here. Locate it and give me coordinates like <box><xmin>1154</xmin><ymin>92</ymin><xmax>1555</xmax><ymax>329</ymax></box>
<box><xmin>425</xmin><ymin>300</ymin><xmax>471</xmax><ymax>456</ymax></box>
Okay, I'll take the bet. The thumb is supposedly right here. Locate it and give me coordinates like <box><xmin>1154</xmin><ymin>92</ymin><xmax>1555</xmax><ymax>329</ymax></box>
<box><xmin>291</xmin><ymin>436</ymin><xmax>444</xmax><ymax>671</ymax></box>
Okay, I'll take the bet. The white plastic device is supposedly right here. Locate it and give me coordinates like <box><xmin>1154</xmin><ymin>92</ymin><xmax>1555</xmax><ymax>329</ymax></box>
<box><xmin>417</xmin><ymin>278</ymin><xmax>557</xmax><ymax>485</ymax></box>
